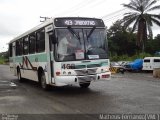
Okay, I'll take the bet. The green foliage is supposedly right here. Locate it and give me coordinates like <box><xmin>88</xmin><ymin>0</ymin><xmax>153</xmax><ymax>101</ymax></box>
<box><xmin>107</xmin><ymin>19</ymin><xmax>160</xmax><ymax>61</ymax></box>
<box><xmin>131</xmin><ymin>53</ymin><xmax>151</xmax><ymax>59</ymax></box>
<box><xmin>0</xmin><ymin>57</ymin><xmax>5</xmax><ymax>64</ymax></box>
<box><xmin>145</xmin><ymin>34</ymin><xmax>160</xmax><ymax>54</ymax></box>
<box><xmin>110</xmin><ymin>54</ymin><xmax>132</xmax><ymax>61</ymax></box>
<box><xmin>110</xmin><ymin>52</ymin><xmax>152</xmax><ymax>61</ymax></box>
<box><xmin>122</xmin><ymin>0</ymin><xmax>160</xmax><ymax>52</ymax></box>
<box><xmin>107</xmin><ymin>20</ymin><xmax>137</xmax><ymax>56</ymax></box>
<box><xmin>0</xmin><ymin>51</ymin><xmax>8</xmax><ymax>64</ymax></box>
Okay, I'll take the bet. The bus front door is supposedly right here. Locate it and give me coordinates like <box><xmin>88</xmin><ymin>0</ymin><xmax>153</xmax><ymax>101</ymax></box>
<box><xmin>45</xmin><ymin>30</ymin><xmax>55</xmax><ymax>84</ymax></box>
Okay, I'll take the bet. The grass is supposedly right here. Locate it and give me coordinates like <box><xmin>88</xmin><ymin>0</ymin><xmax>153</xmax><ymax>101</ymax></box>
<box><xmin>0</xmin><ymin>57</ymin><xmax>6</xmax><ymax>64</ymax></box>
<box><xmin>110</xmin><ymin>52</ymin><xmax>153</xmax><ymax>61</ymax></box>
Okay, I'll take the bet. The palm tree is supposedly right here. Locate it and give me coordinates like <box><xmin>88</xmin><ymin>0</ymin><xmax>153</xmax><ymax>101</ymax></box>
<box><xmin>122</xmin><ymin>0</ymin><xmax>160</xmax><ymax>52</ymax></box>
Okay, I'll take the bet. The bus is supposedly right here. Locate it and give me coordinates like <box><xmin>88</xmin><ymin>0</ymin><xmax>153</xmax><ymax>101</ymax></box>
<box><xmin>9</xmin><ymin>17</ymin><xmax>111</xmax><ymax>90</ymax></box>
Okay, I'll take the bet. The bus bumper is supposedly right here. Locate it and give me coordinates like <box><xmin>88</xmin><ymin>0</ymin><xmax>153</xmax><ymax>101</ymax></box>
<box><xmin>54</xmin><ymin>72</ymin><xmax>111</xmax><ymax>86</ymax></box>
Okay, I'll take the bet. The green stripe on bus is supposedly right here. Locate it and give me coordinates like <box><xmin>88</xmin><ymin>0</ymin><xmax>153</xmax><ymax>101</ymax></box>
<box><xmin>80</xmin><ymin>61</ymin><xmax>108</xmax><ymax>66</ymax></box>
<box><xmin>13</xmin><ymin>53</ymin><xmax>48</xmax><ymax>63</ymax></box>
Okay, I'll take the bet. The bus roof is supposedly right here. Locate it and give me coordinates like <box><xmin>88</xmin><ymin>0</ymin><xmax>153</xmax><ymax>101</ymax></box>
<box><xmin>9</xmin><ymin>17</ymin><xmax>105</xmax><ymax>43</ymax></box>
<box><xmin>9</xmin><ymin>18</ymin><xmax>54</xmax><ymax>43</ymax></box>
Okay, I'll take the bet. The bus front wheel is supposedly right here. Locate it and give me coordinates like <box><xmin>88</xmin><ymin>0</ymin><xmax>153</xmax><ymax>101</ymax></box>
<box><xmin>17</xmin><ymin>68</ymin><xmax>23</xmax><ymax>82</ymax></box>
<box><xmin>79</xmin><ymin>82</ymin><xmax>90</xmax><ymax>88</ymax></box>
<box><xmin>40</xmin><ymin>71</ymin><xmax>50</xmax><ymax>90</ymax></box>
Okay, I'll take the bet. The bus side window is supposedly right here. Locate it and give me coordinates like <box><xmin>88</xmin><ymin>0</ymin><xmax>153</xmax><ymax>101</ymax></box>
<box><xmin>9</xmin><ymin>43</ymin><xmax>12</xmax><ymax>57</ymax></box>
<box><xmin>16</xmin><ymin>40</ymin><xmax>23</xmax><ymax>56</ymax></box>
<box><xmin>29</xmin><ymin>33</ymin><xmax>36</xmax><ymax>54</ymax></box>
<box><xmin>23</xmin><ymin>36</ymin><xmax>29</xmax><ymax>55</ymax></box>
<box><xmin>36</xmin><ymin>29</ymin><xmax>45</xmax><ymax>53</ymax></box>
<box><xmin>16</xmin><ymin>40</ymin><xmax>20</xmax><ymax>56</ymax></box>
<box><xmin>20</xmin><ymin>39</ymin><xmax>23</xmax><ymax>55</ymax></box>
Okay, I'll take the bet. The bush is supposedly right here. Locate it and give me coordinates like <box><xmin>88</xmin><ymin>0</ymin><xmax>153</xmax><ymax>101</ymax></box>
<box><xmin>0</xmin><ymin>56</ymin><xmax>8</xmax><ymax>64</ymax></box>
<box><xmin>110</xmin><ymin>52</ymin><xmax>152</xmax><ymax>61</ymax></box>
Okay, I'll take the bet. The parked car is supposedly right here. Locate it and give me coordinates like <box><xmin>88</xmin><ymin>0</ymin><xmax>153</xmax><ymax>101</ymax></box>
<box><xmin>110</xmin><ymin>62</ymin><xmax>125</xmax><ymax>73</ymax></box>
<box><xmin>124</xmin><ymin>59</ymin><xmax>143</xmax><ymax>71</ymax></box>
<box><xmin>154</xmin><ymin>51</ymin><xmax>160</xmax><ymax>55</ymax></box>
<box><xmin>118</xmin><ymin>61</ymin><xmax>130</xmax><ymax>67</ymax></box>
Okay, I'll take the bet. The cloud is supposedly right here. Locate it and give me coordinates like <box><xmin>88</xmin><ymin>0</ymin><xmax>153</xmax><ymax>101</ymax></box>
<box><xmin>1</xmin><ymin>0</ymin><xmax>159</xmax><ymax>52</ymax></box>
<box><xmin>0</xmin><ymin>14</ymin><xmax>23</xmax><ymax>37</ymax></box>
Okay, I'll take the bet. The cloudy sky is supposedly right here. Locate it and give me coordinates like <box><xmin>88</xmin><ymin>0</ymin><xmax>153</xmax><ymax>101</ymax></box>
<box><xmin>0</xmin><ymin>0</ymin><xmax>160</xmax><ymax>52</ymax></box>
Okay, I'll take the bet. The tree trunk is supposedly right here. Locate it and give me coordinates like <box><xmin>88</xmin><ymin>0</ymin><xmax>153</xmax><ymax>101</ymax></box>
<box><xmin>137</xmin><ymin>18</ymin><xmax>147</xmax><ymax>52</ymax></box>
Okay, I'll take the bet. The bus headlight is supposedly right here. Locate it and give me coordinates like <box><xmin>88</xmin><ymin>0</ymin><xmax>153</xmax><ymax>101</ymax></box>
<box><xmin>101</xmin><ymin>68</ymin><xmax>109</xmax><ymax>72</ymax></box>
<box><xmin>106</xmin><ymin>68</ymin><xmax>110</xmax><ymax>72</ymax></box>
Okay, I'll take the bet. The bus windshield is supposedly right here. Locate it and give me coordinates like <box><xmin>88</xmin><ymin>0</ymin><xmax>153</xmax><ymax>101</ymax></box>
<box><xmin>56</xmin><ymin>28</ymin><xmax>108</xmax><ymax>61</ymax></box>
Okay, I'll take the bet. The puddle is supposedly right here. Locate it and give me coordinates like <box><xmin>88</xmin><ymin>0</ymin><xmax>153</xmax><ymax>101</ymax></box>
<box><xmin>0</xmin><ymin>81</ymin><xmax>17</xmax><ymax>89</ymax></box>
<box><xmin>10</xmin><ymin>82</ymin><xmax>17</xmax><ymax>87</ymax></box>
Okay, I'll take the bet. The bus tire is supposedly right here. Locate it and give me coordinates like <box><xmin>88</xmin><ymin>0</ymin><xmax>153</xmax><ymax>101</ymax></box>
<box><xmin>79</xmin><ymin>82</ymin><xmax>90</xmax><ymax>88</ymax></box>
<box><xmin>17</xmin><ymin>68</ymin><xmax>23</xmax><ymax>82</ymax></box>
<box><xmin>40</xmin><ymin>71</ymin><xmax>50</xmax><ymax>90</ymax></box>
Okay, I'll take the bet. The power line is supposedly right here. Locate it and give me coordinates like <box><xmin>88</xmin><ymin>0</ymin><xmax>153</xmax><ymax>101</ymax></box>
<box><xmin>101</xmin><ymin>8</ymin><xmax>130</xmax><ymax>24</ymax></box>
<box><xmin>103</xmin><ymin>12</ymin><xmax>124</xmax><ymax>21</ymax></box>
<box><xmin>64</xmin><ymin>0</ymin><xmax>101</xmax><ymax>16</ymax></box>
<box><xmin>103</xmin><ymin>13</ymin><xmax>124</xmax><ymax>23</ymax></box>
<box><xmin>45</xmin><ymin>0</ymin><xmax>127</xmax><ymax>22</ymax></box>
<box><xmin>66</xmin><ymin>0</ymin><xmax>106</xmax><ymax>16</ymax></box>
<box><xmin>55</xmin><ymin>0</ymin><xmax>93</xmax><ymax>16</ymax></box>
<box><xmin>41</xmin><ymin>1</ymin><xmax>128</xmax><ymax>25</ymax></box>
<box><xmin>43</xmin><ymin>0</ymin><xmax>91</xmax><ymax>17</ymax></box>
<box><xmin>101</xmin><ymin>8</ymin><xmax>127</xmax><ymax>19</ymax></box>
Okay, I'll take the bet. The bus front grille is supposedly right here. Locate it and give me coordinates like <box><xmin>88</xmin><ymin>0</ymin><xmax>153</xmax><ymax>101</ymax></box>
<box><xmin>78</xmin><ymin>75</ymin><xmax>96</xmax><ymax>83</ymax></box>
<box><xmin>75</xmin><ymin>68</ymin><xmax>97</xmax><ymax>75</ymax></box>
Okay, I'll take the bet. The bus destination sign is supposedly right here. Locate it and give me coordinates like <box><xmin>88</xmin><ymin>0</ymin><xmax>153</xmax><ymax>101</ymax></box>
<box><xmin>64</xmin><ymin>20</ymin><xmax>95</xmax><ymax>26</ymax></box>
<box><xmin>54</xmin><ymin>18</ymin><xmax>105</xmax><ymax>27</ymax></box>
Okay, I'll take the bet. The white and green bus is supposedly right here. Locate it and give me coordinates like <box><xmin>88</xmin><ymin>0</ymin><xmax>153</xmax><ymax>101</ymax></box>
<box><xmin>9</xmin><ymin>17</ymin><xmax>111</xmax><ymax>89</ymax></box>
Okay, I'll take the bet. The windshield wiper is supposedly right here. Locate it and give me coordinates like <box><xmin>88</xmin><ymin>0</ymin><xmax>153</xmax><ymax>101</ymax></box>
<box><xmin>67</xmin><ymin>26</ymin><xmax>81</xmax><ymax>44</ymax></box>
<box><xmin>87</xmin><ymin>27</ymin><xmax>96</xmax><ymax>39</ymax></box>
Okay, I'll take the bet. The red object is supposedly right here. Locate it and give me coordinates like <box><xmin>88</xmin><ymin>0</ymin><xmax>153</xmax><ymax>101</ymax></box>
<box><xmin>102</xmin><ymin>74</ymin><xmax>110</xmax><ymax>78</ymax></box>
<box><xmin>56</xmin><ymin>71</ymin><xmax>60</xmax><ymax>76</ymax></box>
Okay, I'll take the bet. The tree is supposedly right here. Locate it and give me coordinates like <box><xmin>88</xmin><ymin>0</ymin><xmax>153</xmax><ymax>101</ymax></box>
<box><xmin>107</xmin><ymin>20</ymin><xmax>137</xmax><ymax>56</ymax></box>
<box><xmin>122</xmin><ymin>0</ymin><xmax>160</xmax><ymax>52</ymax></box>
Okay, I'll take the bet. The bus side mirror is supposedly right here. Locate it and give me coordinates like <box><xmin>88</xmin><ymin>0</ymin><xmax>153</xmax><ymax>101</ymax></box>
<box><xmin>52</xmin><ymin>34</ymin><xmax>57</xmax><ymax>44</ymax></box>
<box><xmin>50</xmin><ymin>31</ymin><xmax>57</xmax><ymax>44</ymax></box>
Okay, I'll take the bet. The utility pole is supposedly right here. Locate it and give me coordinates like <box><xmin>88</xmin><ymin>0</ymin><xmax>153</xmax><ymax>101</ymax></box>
<box><xmin>40</xmin><ymin>16</ymin><xmax>51</xmax><ymax>22</ymax></box>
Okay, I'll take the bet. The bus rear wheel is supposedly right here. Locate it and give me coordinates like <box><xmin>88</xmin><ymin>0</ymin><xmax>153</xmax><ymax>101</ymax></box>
<box><xmin>79</xmin><ymin>82</ymin><xmax>90</xmax><ymax>88</ymax></box>
<box><xmin>40</xmin><ymin>71</ymin><xmax>50</xmax><ymax>90</ymax></box>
